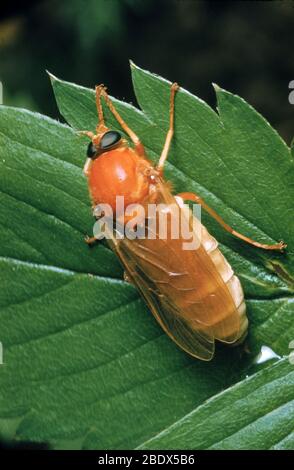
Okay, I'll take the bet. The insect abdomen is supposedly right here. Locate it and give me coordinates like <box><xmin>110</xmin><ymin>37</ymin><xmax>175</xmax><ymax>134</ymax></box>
<box><xmin>201</xmin><ymin>224</ymin><xmax>248</xmax><ymax>343</ymax></box>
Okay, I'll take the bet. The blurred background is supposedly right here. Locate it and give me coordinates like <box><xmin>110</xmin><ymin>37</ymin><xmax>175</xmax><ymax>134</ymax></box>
<box><xmin>0</xmin><ymin>0</ymin><xmax>293</xmax><ymax>143</ymax></box>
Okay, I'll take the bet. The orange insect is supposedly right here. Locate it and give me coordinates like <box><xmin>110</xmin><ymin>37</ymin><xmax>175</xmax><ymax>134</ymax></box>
<box><xmin>80</xmin><ymin>83</ymin><xmax>286</xmax><ymax>360</ymax></box>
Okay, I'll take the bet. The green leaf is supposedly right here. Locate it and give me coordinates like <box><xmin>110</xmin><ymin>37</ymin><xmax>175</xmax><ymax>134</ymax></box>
<box><xmin>0</xmin><ymin>107</ymin><xmax>121</xmax><ymax>278</ymax></box>
<box><xmin>130</xmin><ymin>64</ymin><xmax>294</xmax><ymax>273</ymax></box>
<box><xmin>139</xmin><ymin>358</ymin><xmax>294</xmax><ymax>450</ymax></box>
<box><xmin>0</xmin><ymin>64</ymin><xmax>293</xmax><ymax>449</ymax></box>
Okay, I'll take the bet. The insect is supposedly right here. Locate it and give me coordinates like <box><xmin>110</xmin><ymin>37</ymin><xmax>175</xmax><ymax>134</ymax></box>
<box><xmin>80</xmin><ymin>82</ymin><xmax>286</xmax><ymax>360</ymax></box>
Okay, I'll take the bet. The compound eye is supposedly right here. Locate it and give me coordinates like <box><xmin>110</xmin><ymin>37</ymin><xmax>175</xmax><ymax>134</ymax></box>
<box><xmin>87</xmin><ymin>142</ymin><xmax>97</xmax><ymax>159</ymax></box>
<box><xmin>100</xmin><ymin>130</ymin><xmax>121</xmax><ymax>150</ymax></box>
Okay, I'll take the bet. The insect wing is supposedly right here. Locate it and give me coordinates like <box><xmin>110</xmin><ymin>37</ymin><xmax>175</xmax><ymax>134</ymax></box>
<box><xmin>106</xmin><ymin>181</ymin><xmax>240</xmax><ymax>360</ymax></box>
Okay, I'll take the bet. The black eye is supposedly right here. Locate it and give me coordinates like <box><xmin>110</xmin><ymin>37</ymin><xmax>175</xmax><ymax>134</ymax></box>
<box><xmin>100</xmin><ymin>130</ymin><xmax>121</xmax><ymax>150</ymax></box>
<box><xmin>87</xmin><ymin>142</ymin><xmax>97</xmax><ymax>159</ymax></box>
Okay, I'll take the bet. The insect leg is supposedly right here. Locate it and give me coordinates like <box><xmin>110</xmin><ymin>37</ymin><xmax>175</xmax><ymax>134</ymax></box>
<box><xmin>77</xmin><ymin>130</ymin><xmax>95</xmax><ymax>139</ymax></box>
<box><xmin>177</xmin><ymin>192</ymin><xmax>287</xmax><ymax>252</ymax></box>
<box><xmin>157</xmin><ymin>82</ymin><xmax>179</xmax><ymax>172</ymax></box>
<box><xmin>95</xmin><ymin>84</ymin><xmax>105</xmax><ymax>127</ymax></box>
<box><xmin>77</xmin><ymin>86</ymin><xmax>107</xmax><ymax>139</ymax></box>
<box><xmin>84</xmin><ymin>235</ymin><xmax>98</xmax><ymax>246</ymax></box>
<box><xmin>99</xmin><ymin>86</ymin><xmax>145</xmax><ymax>156</ymax></box>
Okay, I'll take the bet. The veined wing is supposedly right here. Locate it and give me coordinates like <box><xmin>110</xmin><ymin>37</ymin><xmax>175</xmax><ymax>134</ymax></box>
<box><xmin>106</xmin><ymin>180</ymin><xmax>240</xmax><ymax>360</ymax></box>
